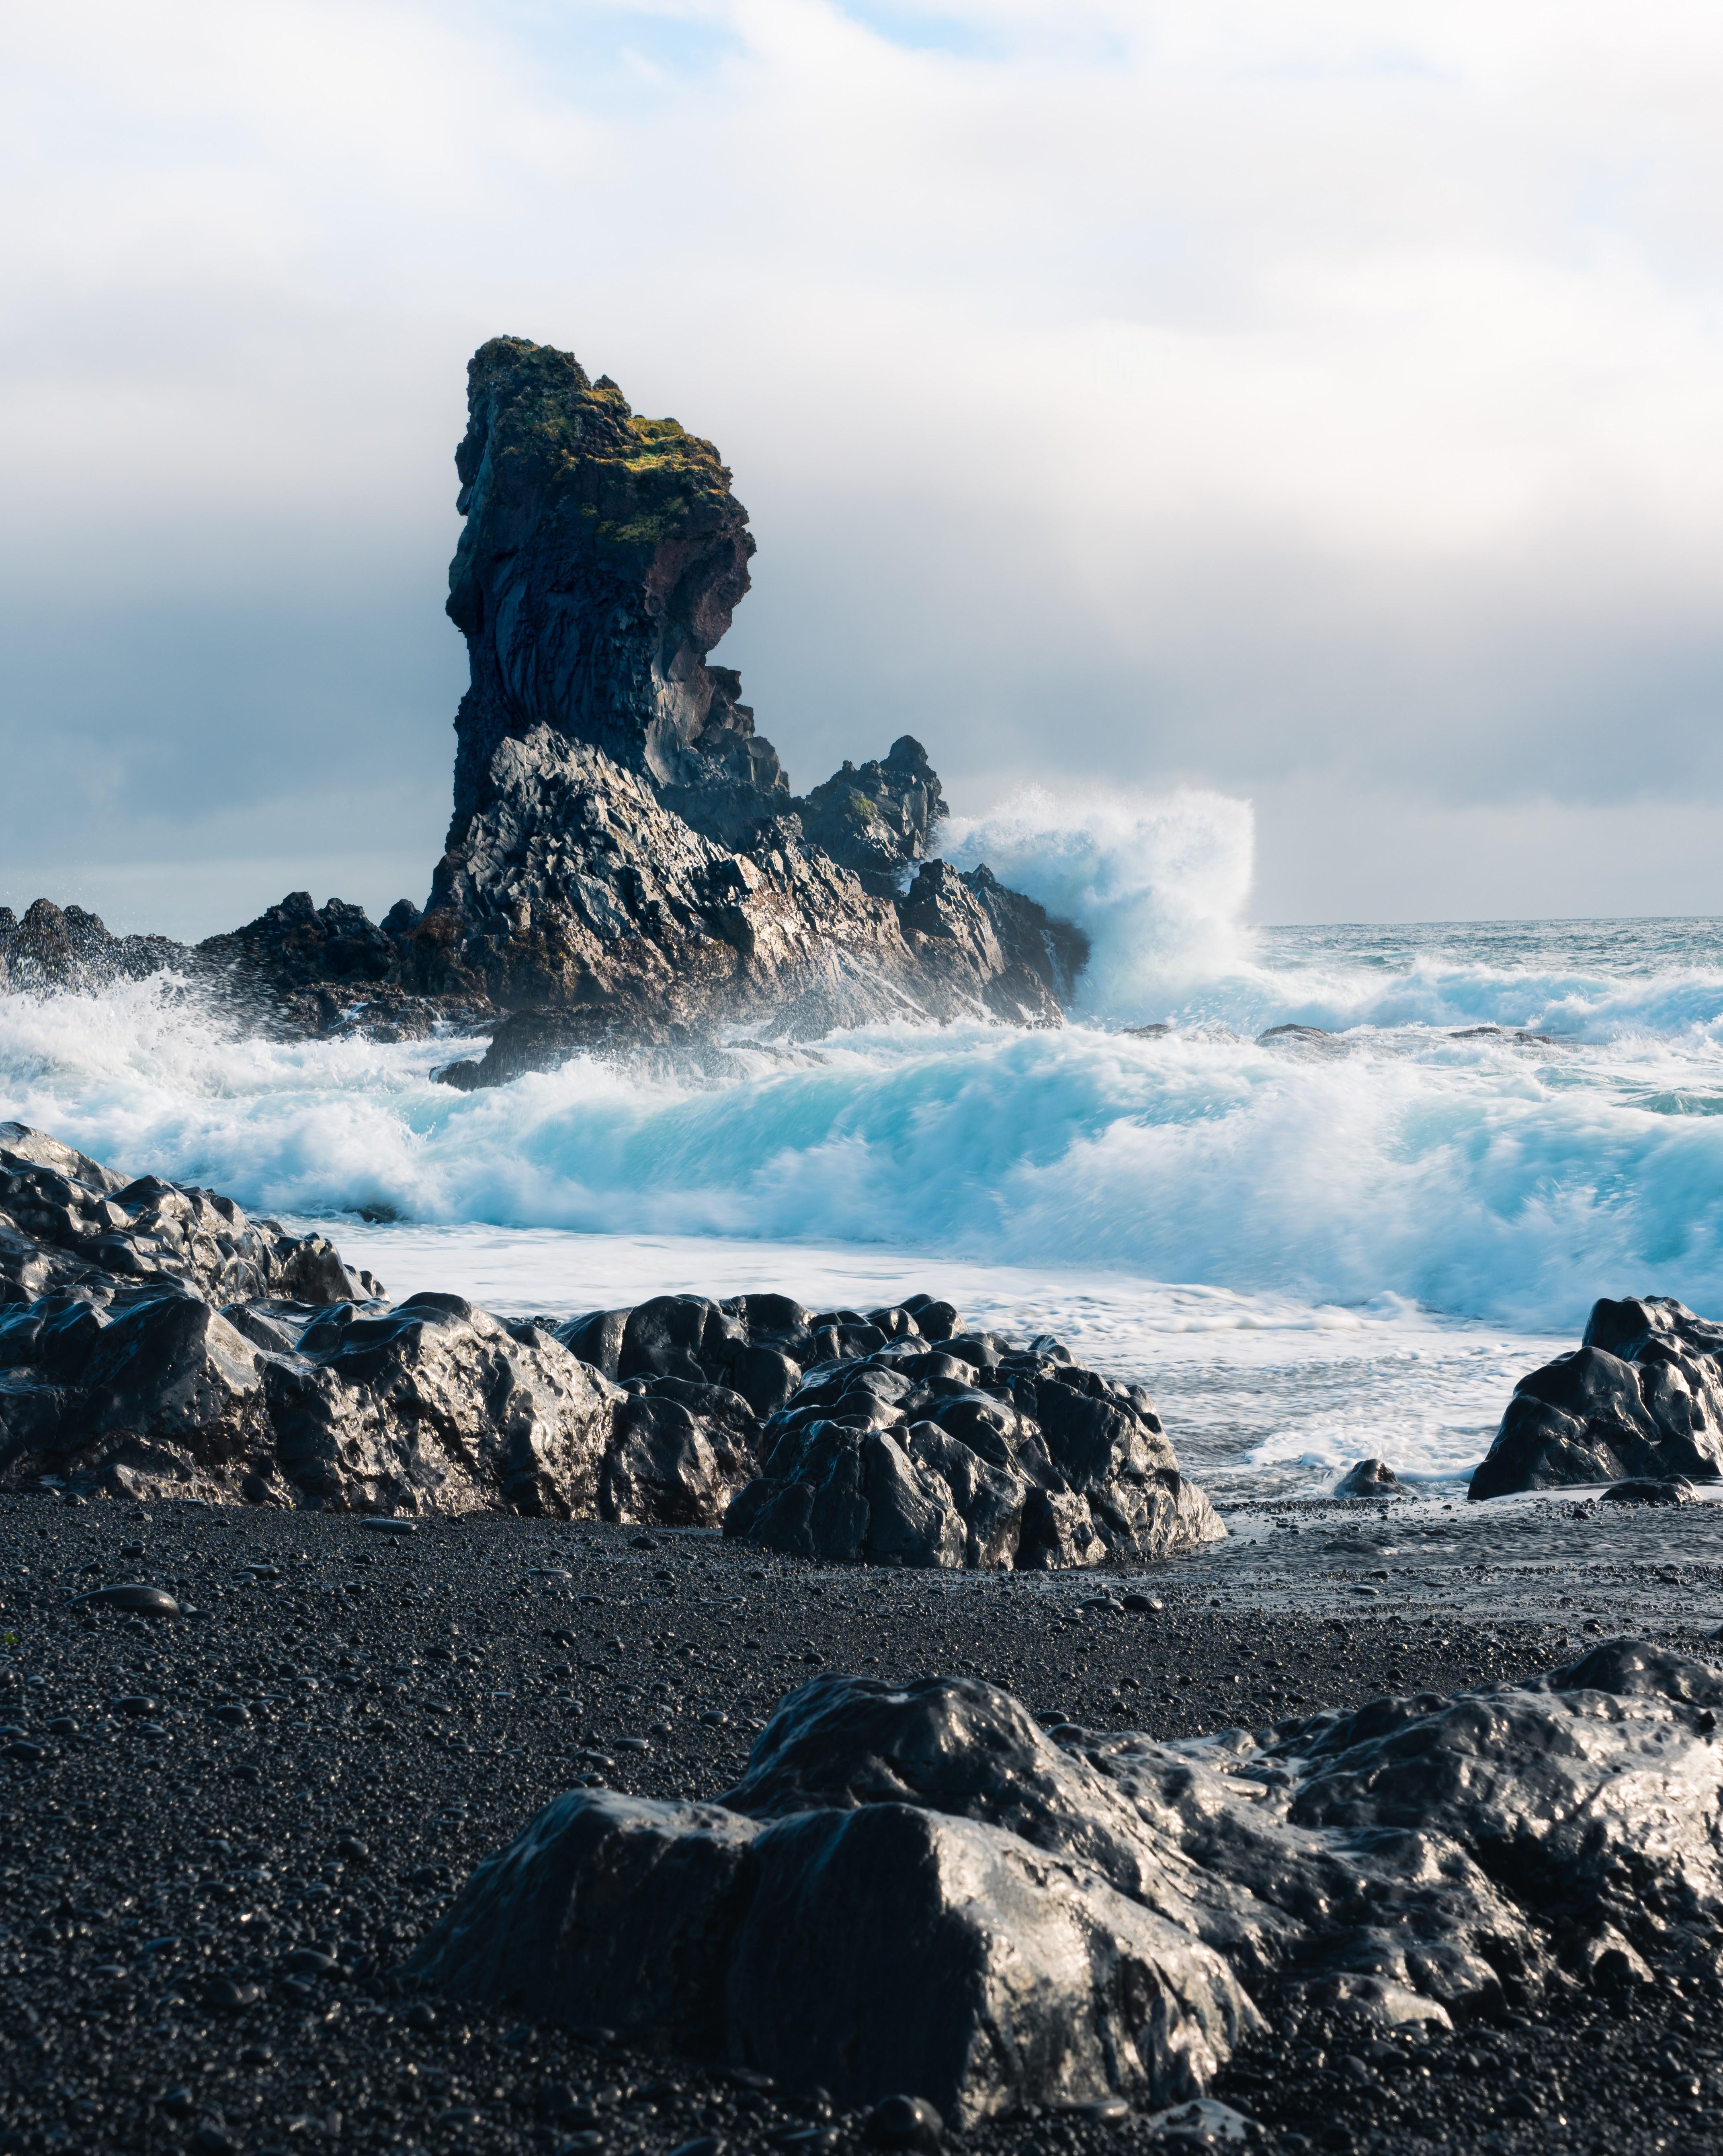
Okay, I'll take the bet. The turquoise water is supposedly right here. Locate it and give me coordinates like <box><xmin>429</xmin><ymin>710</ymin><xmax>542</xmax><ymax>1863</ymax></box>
<box><xmin>6</xmin><ymin>904</ymin><xmax>1723</xmax><ymax>1492</ymax></box>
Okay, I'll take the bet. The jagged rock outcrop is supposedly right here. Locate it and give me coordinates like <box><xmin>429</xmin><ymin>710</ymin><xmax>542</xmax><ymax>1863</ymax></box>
<box><xmin>407</xmin><ymin>1640</ymin><xmax>1723</xmax><ymax>2120</ymax></box>
<box><xmin>0</xmin><ymin>900</ymin><xmax>182</xmax><ymax>994</ymax></box>
<box><xmin>0</xmin><ymin>1127</ymin><xmax>713</xmax><ymax>1519</ymax></box>
<box><xmin>410</xmin><ymin>728</ymin><xmax>1082</xmax><ymax>1080</ymax></box>
<box><xmin>0</xmin><ymin>1124</ymin><xmax>368</xmax><ymax>1310</ymax></box>
<box><xmin>416</xmin><ymin>336</ymin><xmax>1086</xmax><ymax>1070</ymax></box>
<box><xmin>1470</xmin><ymin>1294</ymin><xmax>1723</xmax><ymax>1499</ymax></box>
<box><xmin>563</xmin><ymin>1288</ymin><xmax>1221</xmax><ymax>1569</ymax></box>
<box><xmin>446</xmin><ymin>335</ymin><xmax>779</xmax><ymax>847</ymax></box>
<box><xmin>403</xmin><ymin>730</ymin><xmax>910</xmax><ymax>1044</ymax></box>
<box><xmin>789</xmin><ymin>736</ymin><xmax>947</xmax><ymax>896</ymax></box>
<box><xmin>195</xmin><ymin>892</ymin><xmax>492</xmax><ymax>1040</ymax></box>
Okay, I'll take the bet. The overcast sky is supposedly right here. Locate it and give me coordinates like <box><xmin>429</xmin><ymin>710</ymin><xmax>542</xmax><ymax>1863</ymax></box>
<box><xmin>6</xmin><ymin>0</ymin><xmax>1723</xmax><ymax>935</ymax></box>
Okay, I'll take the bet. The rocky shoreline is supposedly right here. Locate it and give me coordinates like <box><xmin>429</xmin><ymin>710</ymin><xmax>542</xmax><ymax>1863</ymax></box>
<box><xmin>0</xmin><ymin>1124</ymin><xmax>1221</xmax><ymax>1576</ymax></box>
<box><xmin>14</xmin><ymin>1123</ymin><xmax>1723</xmax><ymax>2146</ymax></box>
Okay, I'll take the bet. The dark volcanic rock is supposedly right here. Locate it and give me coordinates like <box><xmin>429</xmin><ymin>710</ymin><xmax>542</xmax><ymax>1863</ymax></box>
<box><xmin>257</xmin><ymin>1295</ymin><xmax>625</xmax><ymax>1518</ymax></box>
<box><xmin>406</xmin><ymin>731</ymin><xmax>920</xmax><ymax>1041</ymax></box>
<box><xmin>408</xmin><ymin>1682</ymin><xmax>1255</xmax><ymax>2122</ymax></box>
<box><xmin>445</xmin><ymin>335</ymin><xmax>778</xmax><ymax>844</ymax></box>
<box><xmin>1600</xmin><ymin>1474</ymin><xmax>1695</xmax><ymax>1506</ymax></box>
<box><xmin>0</xmin><ymin>1127</ymin><xmax>674</xmax><ymax>1518</ymax></box>
<box><xmin>407</xmin><ymin>1642</ymin><xmax>1723</xmax><ymax>2123</ymax></box>
<box><xmin>410</xmin><ymin>731</ymin><xmax>1082</xmax><ymax>1067</ymax></box>
<box><xmin>557</xmin><ymin>1289</ymin><xmax>1218</xmax><ymax>1570</ymax></box>
<box><xmin>415</xmin><ymin>338</ymin><xmax>1086</xmax><ymax>1064</ymax></box>
<box><xmin>0</xmin><ymin>1124</ymin><xmax>366</xmax><ymax>1310</ymax></box>
<box><xmin>1470</xmin><ymin>1294</ymin><xmax>1723</xmax><ymax>1498</ymax></box>
<box><xmin>0</xmin><ymin>898</ymin><xmax>182</xmax><ymax>992</ymax></box>
<box><xmin>789</xmin><ymin>736</ymin><xmax>947</xmax><ymax>897</ymax></box>
<box><xmin>0</xmin><ymin>1131</ymin><xmax>1211</xmax><ymax>1560</ymax></box>
<box><xmin>194</xmin><ymin>892</ymin><xmax>488</xmax><ymax>1041</ymax></box>
<box><xmin>722</xmin><ymin>1314</ymin><xmax>1220</xmax><ymax>1570</ymax></box>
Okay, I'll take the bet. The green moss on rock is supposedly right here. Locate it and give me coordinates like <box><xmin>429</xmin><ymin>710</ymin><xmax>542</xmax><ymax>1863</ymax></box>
<box><xmin>461</xmin><ymin>336</ymin><xmax>741</xmax><ymax>559</ymax></box>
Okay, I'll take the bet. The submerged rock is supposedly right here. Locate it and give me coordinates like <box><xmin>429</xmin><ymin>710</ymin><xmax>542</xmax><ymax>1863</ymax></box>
<box><xmin>407</xmin><ymin>1640</ymin><xmax>1723</xmax><ymax>2119</ymax></box>
<box><xmin>1334</xmin><ymin>1458</ymin><xmax>1401</xmax><ymax>1499</ymax></box>
<box><xmin>1470</xmin><ymin>1295</ymin><xmax>1723</xmax><ymax>1498</ymax></box>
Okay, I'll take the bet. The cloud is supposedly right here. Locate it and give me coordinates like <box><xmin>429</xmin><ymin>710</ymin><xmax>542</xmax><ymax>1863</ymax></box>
<box><xmin>5</xmin><ymin>0</ymin><xmax>1723</xmax><ymax>930</ymax></box>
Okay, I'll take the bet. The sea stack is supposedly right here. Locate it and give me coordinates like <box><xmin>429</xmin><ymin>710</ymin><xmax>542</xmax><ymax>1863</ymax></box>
<box><xmin>391</xmin><ymin>336</ymin><xmax>1088</xmax><ymax>1076</ymax></box>
<box><xmin>55</xmin><ymin>337</ymin><xmax>1088</xmax><ymax>1070</ymax></box>
<box><xmin>443</xmin><ymin>337</ymin><xmax>781</xmax><ymax>846</ymax></box>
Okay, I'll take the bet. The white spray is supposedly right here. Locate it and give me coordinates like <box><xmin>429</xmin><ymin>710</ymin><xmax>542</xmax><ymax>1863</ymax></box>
<box><xmin>942</xmin><ymin>786</ymin><xmax>1256</xmax><ymax>1019</ymax></box>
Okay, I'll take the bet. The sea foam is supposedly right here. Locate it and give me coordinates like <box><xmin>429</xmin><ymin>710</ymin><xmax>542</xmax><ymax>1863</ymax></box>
<box><xmin>6</xmin><ymin>974</ymin><xmax>1723</xmax><ymax>1335</ymax></box>
<box><xmin>7</xmin><ymin>783</ymin><xmax>1723</xmax><ymax>1342</ymax></box>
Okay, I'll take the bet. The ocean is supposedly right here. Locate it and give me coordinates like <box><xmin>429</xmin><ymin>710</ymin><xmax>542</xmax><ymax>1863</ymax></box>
<box><xmin>6</xmin><ymin>797</ymin><xmax>1723</xmax><ymax>1506</ymax></box>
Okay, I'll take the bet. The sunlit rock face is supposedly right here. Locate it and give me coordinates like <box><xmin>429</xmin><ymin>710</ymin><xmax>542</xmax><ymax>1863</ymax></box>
<box><xmin>1471</xmin><ymin>1294</ymin><xmax>1723</xmax><ymax>1498</ymax></box>
<box><xmin>407</xmin><ymin>1644</ymin><xmax>1723</xmax><ymax>2121</ymax></box>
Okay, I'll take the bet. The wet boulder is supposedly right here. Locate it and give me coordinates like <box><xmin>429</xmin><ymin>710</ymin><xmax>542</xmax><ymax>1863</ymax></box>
<box><xmin>0</xmin><ymin>1287</ymin><xmax>275</xmax><ymax>1493</ymax></box>
<box><xmin>0</xmin><ymin>1128</ymin><xmax>772</xmax><ymax>1522</ymax></box>
<box><xmin>407</xmin><ymin>1696</ymin><xmax>1254</xmax><ymax>2122</ymax></box>
<box><xmin>906</xmin><ymin>1423</ymin><xmax>1028</xmax><ymax>1567</ymax></box>
<box><xmin>721</xmin><ymin>1421</ymin><xmax>873</xmax><ymax>1560</ymax></box>
<box><xmin>263</xmin><ymin>1293</ymin><xmax>624</xmax><ymax>1515</ymax></box>
<box><xmin>721</xmin><ymin>1317</ymin><xmax>1221</xmax><ymax>1570</ymax></box>
<box><xmin>1600</xmin><ymin>1476</ymin><xmax>1694</xmax><ymax>1506</ymax></box>
<box><xmin>1471</xmin><ymin>1295</ymin><xmax>1723</xmax><ymax>1498</ymax></box>
<box><xmin>603</xmin><ymin>1377</ymin><xmax>760</xmax><ymax>1527</ymax></box>
<box><xmin>861</xmin><ymin>1432</ymin><xmax>967</xmax><ymax>1568</ymax></box>
<box><xmin>557</xmin><ymin>1293</ymin><xmax>809</xmax><ymax>1416</ymax></box>
<box><xmin>407</xmin><ymin>1646</ymin><xmax>1723</xmax><ymax>2121</ymax></box>
<box><xmin>1334</xmin><ymin>1458</ymin><xmax>1402</xmax><ymax>1499</ymax></box>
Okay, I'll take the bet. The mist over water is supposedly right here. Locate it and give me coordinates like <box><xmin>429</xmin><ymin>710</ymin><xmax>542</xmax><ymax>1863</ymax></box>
<box><xmin>7</xmin><ymin>785</ymin><xmax>1723</xmax><ymax>1489</ymax></box>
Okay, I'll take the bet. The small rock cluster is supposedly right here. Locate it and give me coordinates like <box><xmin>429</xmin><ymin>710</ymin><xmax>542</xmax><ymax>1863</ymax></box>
<box><xmin>728</xmin><ymin>1316</ymin><xmax>1221</xmax><ymax>1571</ymax></box>
<box><xmin>412</xmin><ymin>1640</ymin><xmax>1723</xmax><ymax>2124</ymax></box>
<box><xmin>1471</xmin><ymin>1295</ymin><xmax>1723</xmax><ymax>1498</ymax></box>
<box><xmin>563</xmin><ymin>1290</ymin><xmax>1221</xmax><ymax>1570</ymax></box>
<box><xmin>0</xmin><ymin>898</ymin><xmax>180</xmax><ymax>996</ymax></box>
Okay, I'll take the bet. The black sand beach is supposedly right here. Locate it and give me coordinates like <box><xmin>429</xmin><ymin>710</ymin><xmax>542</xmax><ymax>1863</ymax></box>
<box><xmin>4</xmin><ymin>1488</ymin><xmax>1721</xmax><ymax>2156</ymax></box>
